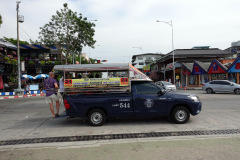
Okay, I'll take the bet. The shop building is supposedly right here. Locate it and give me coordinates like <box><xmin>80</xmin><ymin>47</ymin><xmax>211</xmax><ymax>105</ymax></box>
<box><xmin>151</xmin><ymin>46</ymin><xmax>234</xmax><ymax>84</ymax></box>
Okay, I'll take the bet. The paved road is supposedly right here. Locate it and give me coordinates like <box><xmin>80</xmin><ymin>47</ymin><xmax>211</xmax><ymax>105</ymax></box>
<box><xmin>0</xmin><ymin>90</ymin><xmax>239</xmax><ymax>141</ymax></box>
<box><xmin>1</xmin><ymin>136</ymin><xmax>240</xmax><ymax>160</ymax></box>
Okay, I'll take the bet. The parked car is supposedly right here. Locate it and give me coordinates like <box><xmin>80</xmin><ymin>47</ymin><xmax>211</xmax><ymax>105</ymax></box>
<box><xmin>202</xmin><ymin>80</ymin><xmax>240</xmax><ymax>94</ymax></box>
<box><xmin>155</xmin><ymin>81</ymin><xmax>176</xmax><ymax>92</ymax></box>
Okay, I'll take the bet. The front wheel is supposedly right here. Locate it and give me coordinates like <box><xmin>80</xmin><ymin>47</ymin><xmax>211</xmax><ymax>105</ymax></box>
<box><xmin>87</xmin><ymin>109</ymin><xmax>106</xmax><ymax>126</ymax></box>
<box><xmin>234</xmin><ymin>89</ymin><xmax>240</xmax><ymax>94</ymax></box>
<box><xmin>171</xmin><ymin>107</ymin><xmax>190</xmax><ymax>124</ymax></box>
<box><xmin>206</xmin><ymin>88</ymin><xmax>213</xmax><ymax>94</ymax></box>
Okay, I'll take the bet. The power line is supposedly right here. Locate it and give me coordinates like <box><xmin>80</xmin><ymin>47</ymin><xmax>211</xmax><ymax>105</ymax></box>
<box><xmin>19</xmin><ymin>26</ymin><xmax>32</xmax><ymax>40</ymax></box>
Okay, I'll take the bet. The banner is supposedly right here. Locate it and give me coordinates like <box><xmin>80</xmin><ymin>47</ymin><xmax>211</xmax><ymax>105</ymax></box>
<box><xmin>64</xmin><ymin>77</ymin><xmax>129</xmax><ymax>88</ymax></box>
<box><xmin>143</xmin><ymin>66</ymin><xmax>150</xmax><ymax>72</ymax></box>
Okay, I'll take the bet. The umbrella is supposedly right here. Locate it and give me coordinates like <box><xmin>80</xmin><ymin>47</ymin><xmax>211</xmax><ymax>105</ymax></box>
<box><xmin>21</xmin><ymin>74</ymin><xmax>34</xmax><ymax>80</ymax></box>
<box><xmin>34</xmin><ymin>74</ymin><xmax>49</xmax><ymax>79</ymax></box>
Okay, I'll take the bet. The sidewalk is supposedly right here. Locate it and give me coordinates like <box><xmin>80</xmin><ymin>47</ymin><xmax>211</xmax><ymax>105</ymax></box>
<box><xmin>177</xmin><ymin>87</ymin><xmax>203</xmax><ymax>90</ymax></box>
<box><xmin>0</xmin><ymin>93</ymin><xmax>45</xmax><ymax>100</ymax></box>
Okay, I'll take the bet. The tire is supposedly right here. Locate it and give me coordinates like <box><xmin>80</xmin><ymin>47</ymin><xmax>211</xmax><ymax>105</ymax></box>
<box><xmin>87</xmin><ymin>109</ymin><xmax>106</xmax><ymax>126</ymax></box>
<box><xmin>171</xmin><ymin>106</ymin><xmax>190</xmax><ymax>124</ymax></box>
<box><xmin>234</xmin><ymin>89</ymin><xmax>240</xmax><ymax>95</ymax></box>
<box><xmin>206</xmin><ymin>88</ymin><xmax>213</xmax><ymax>94</ymax></box>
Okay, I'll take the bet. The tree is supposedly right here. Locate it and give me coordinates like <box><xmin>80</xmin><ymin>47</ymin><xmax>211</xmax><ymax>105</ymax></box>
<box><xmin>3</xmin><ymin>37</ymin><xmax>29</xmax><ymax>45</ymax></box>
<box><xmin>38</xmin><ymin>3</ymin><xmax>96</xmax><ymax>64</ymax></box>
<box><xmin>0</xmin><ymin>14</ymin><xmax>2</xmax><ymax>27</ymax></box>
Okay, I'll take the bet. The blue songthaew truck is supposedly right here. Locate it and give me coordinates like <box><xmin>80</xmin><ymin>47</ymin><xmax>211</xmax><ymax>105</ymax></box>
<box><xmin>54</xmin><ymin>63</ymin><xmax>201</xmax><ymax>126</ymax></box>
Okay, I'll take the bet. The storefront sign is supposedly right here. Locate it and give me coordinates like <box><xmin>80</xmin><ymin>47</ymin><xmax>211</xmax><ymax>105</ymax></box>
<box><xmin>143</xmin><ymin>66</ymin><xmax>150</xmax><ymax>72</ymax></box>
<box><xmin>64</xmin><ymin>77</ymin><xmax>129</xmax><ymax>88</ymax></box>
<box><xmin>208</xmin><ymin>59</ymin><xmax>226</xmax><ymax>74</ymax></box>
<box><xmin>228</xmin><ymin>58</ymin><xmax>240</xmax><ymax>73</ymax></box>
<box><xmin>192</xmin><ymin>62</ymin><xmax>207</xmax><ymax>75</ymax></box>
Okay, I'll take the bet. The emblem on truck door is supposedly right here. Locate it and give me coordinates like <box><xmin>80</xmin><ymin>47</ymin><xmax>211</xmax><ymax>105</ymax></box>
<box><xmin>144</xmin><ymin>99</ymin><xmax>154</xmax><ymax>108</ymax></box>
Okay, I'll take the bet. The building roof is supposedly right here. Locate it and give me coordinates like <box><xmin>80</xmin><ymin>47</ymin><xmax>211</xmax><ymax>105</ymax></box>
<box><xmin>157</xmin><ymin>49</ymin><xmax>232</xmax><ymax>63</ymax></box>
<box><xmin>195</xmin><ymin>61</ymin><xmax>210</xmax><ymax>72</ymax></box>
<box><xmin>132</xmin><ymin>53</ymin><xmax>164</xmax><ymax>58</ymax></box>
<box><xmin>0</xmin><ymin>38</ymin><xmax>17</xmax><ymax>50</ymax></box>
<box><xmin>182</xmin><ymin>63</ymin><xmax>193</xmax><ymax>72</ymax></box>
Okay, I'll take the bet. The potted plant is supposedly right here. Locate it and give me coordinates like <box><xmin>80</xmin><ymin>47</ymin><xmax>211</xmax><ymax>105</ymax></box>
<box><xmin>54</xmin><ymin>61</ymin><xmax>60</xmax><ymax>65</ymax></box>
<box><xmin>40</xmin><ymin>60</ymin><xmax>45</xmax><ymax>65</ymax></box>
<box><xmin>28</xmin><ymin>61</ymin><xmax>34</xmax><ymax>65</ymax></box>
<box><xmin>46</xmin><ymin>60</ymin><xmax>52</xmax><ymax>65</ymax></box>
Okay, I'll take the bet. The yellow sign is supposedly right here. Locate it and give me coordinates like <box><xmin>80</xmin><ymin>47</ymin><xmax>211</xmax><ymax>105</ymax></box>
<box><xmin>64</xmin><ymin>78</ymin><xmax>129</xmax><ymax>88</ymax></box>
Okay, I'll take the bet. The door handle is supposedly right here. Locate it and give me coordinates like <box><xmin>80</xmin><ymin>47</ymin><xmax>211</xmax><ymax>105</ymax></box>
<box><xmin>159</xmin><ymin>98</ymin><xmax>166</xmax><ymax>100</ymax></box>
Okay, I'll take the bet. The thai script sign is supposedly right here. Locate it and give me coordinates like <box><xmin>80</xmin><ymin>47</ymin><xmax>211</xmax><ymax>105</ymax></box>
<box><xmin>64</xmin><ymin>77</ymin><xmax>129</xmax><ymax>88</ymax></box>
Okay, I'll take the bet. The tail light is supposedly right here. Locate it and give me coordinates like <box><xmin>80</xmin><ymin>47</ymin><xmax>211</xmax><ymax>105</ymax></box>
<box><xmin>64</xmin><ymin>99</ymin><xmax>71</xmax><ymax>109</ymax></box>
<box><xmin>202</xmin><ymin>84</ymin><xmax>205</xmax><ymax>86</ymax></box>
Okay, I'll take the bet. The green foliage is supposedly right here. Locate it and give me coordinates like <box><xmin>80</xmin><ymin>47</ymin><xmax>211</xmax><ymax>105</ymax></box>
<box><xmin>40</xmin><ymin>61</ymin><xmax>45</xmax><ymax>65</ymax></box>
<box><xmin>28</xmin><ymin>61</ymin><xmax>34</xmax><ymax>65</ymax></box>
<box><xmin>10</xmin><ymin>59</ymin><xmax>17</xmax><ymax>65</ymax></box>
<box><xmin>29</xmin><ymin>39</ymin><xmax>41</xmax><ymax>45</ymax></box>
<box><xmin>3</xmin><ymin>37</ymin><xmax>29</xmax><ymax>45</ymax></box>
<box><xmin>4</xmin><ymin>56</ymin><xmax>17</xmax><ymax>65</ymax></box>
<box><xmin>56</xmin><ymin>75</ymin><xmax>61</xmax><ymax>81</ymax></box>
<box><xmin>54</xmin><ymin>61</ymin><xmax>60</xmax><ymax>65</ymax></box>
<box><xmin>4</xmin><ymin>56</ymin><xmax>10</xmax><ymax>62</ymax></box>
<box><xmin>0</xmin><ymin>14</ymin><xmax>2</xmax><ymax>27</ymax></box>
<box><xmin>9</xmin><ymin>75</ymin><xmax>16</xmax><ymax>83</ymax></box>
<box><xmin>38</xmin><ymin>3</ymin><xmax>96</xmax><ymax>64</ymax></box>
<box><xmin>46</xmin><ymin>60</ymin><xmax>52</xmax><ymax>64</ymax></box>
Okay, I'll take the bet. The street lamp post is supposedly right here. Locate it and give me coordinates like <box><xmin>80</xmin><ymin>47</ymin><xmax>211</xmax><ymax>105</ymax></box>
<box><xmin>15</xmin><ymin>1</ymin><xmax>24</xmax><ymax>94</ymax></box>
<box><xmin>156</xmin><ymin>20</ymin><xmax>175</xmax><ymax>85</ymax></box>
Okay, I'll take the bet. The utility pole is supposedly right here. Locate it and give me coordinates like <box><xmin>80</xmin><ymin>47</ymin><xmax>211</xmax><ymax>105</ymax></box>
<box><xmin>15</xmin><ymin>1</ymin><xmax>24</xmax><ymax>94</ymax></box>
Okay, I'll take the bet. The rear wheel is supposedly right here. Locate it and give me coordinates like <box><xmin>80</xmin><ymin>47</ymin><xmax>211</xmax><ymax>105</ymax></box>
<box><xmin>87</xmin><ymin>109</ymin><xmax>106</xmax><ymax>126</ymax></box>
<box><xmin>206</xmin><ymin>88</ymin><xmax>213</xmax><ymax>94</ymax></box>
<box><xmin>171</xmin><ymin>106</ymin><xmax>190</xmax><ymax>124</ymax></box>
<box><xmin>234</xmin><ymin>89</ymin><xmax>240</xmax><ymax>94</ymax></box>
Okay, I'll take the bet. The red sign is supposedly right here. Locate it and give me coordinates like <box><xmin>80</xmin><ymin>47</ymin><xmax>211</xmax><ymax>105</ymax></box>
<box><xmin>235</xmin><ymin>63</ymin><xmax>240</xmax><ymax>69</ymax></box>
<box><xmin>208</xmin><ymin>62</ymin><xmax>226</xmax><ymax>74</ymax></box>
<box><xmin>183</xmin><ymin>68</ymin><xmax>191</xmax><ymax>75</ymax></box>
<box><xmin>64</xmin><ymin>79</ymin><xmax>72</xmax><ymax>87</ymax></box>
<box><xmin>120</xmin><ymin>78</ymin><xmax>129</xmax><ymax>85</ymax></box>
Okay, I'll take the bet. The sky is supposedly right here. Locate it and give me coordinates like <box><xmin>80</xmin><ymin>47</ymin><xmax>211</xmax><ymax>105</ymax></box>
<box><xmin>0</xmin><ymin>0</ymin><xmax>240</xmax><ymax>63</ymax></box>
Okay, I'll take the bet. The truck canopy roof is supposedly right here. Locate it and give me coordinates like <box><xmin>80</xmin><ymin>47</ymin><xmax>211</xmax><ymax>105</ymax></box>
<box><xmin>54</xmin><ymin>63</ymin><xmax>129</xmax><ymax>72</ymax></box>
<box><xmin>53</xmin><ymin>63</ymin><xmax>152</xmax><ymax>81</ymax></box>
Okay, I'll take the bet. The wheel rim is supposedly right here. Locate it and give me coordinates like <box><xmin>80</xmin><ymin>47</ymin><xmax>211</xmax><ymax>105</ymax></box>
<box><xmin>91</xmin><ymin>112</ymin><xmax>102</xmax><ymax>124</ymax></box>
<box><xmin>207</xmin><ymin>89</ymin><xmax>212</xmax><ymax>93</ymax></box>
<box><xmin>235</xmin><ymin>89</ymin><xmax>240</xmax><ymax>94</ymax></box>
<box><xmin>175</xmin><ymin>110</ymin><xmax>187</xmax><ymax>122</ymax></box>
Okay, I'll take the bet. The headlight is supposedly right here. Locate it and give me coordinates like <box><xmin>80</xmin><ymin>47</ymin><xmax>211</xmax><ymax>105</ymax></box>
<box><xmin>188</xmin><ymin>95</ymin><xmax>199</xmax><ymax>102</ymax></box>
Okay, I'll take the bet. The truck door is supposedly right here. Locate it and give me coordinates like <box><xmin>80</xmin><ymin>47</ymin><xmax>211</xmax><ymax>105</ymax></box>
<box><xmin>132</xmin><ymin>82</ymin><xmax>168</xmax><ymax>116</ymax></box>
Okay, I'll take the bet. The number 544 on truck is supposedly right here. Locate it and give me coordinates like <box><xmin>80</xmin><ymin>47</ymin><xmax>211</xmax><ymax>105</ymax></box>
<box><xmin>54</xmin><ymin>63</ymin><xmax>202</xmax><ymax>126</ymax></box>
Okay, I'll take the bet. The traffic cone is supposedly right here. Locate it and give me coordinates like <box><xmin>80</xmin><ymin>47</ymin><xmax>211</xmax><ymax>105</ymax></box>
<box><xmin>180</xmin><ymin>84</ymin><xmax>182</xmax><ymax>89</ymax></box>
<box><xmin>184</xmin><ymin>86</ymin><xmax>186</xmax><ymax>90</ymax></box>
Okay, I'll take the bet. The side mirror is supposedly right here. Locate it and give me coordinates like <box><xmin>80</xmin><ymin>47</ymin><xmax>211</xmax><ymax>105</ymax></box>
<box><xmin>231</xmin><ymin>83</ymin><xmax>234</xmax><ymax>86</ymax></box>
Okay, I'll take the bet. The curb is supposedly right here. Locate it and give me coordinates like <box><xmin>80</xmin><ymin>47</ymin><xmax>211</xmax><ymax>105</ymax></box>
<box><xmin>0</xmin><ymin>94</ymin><xmax>45</xmax><ymax>100</ymax></box>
